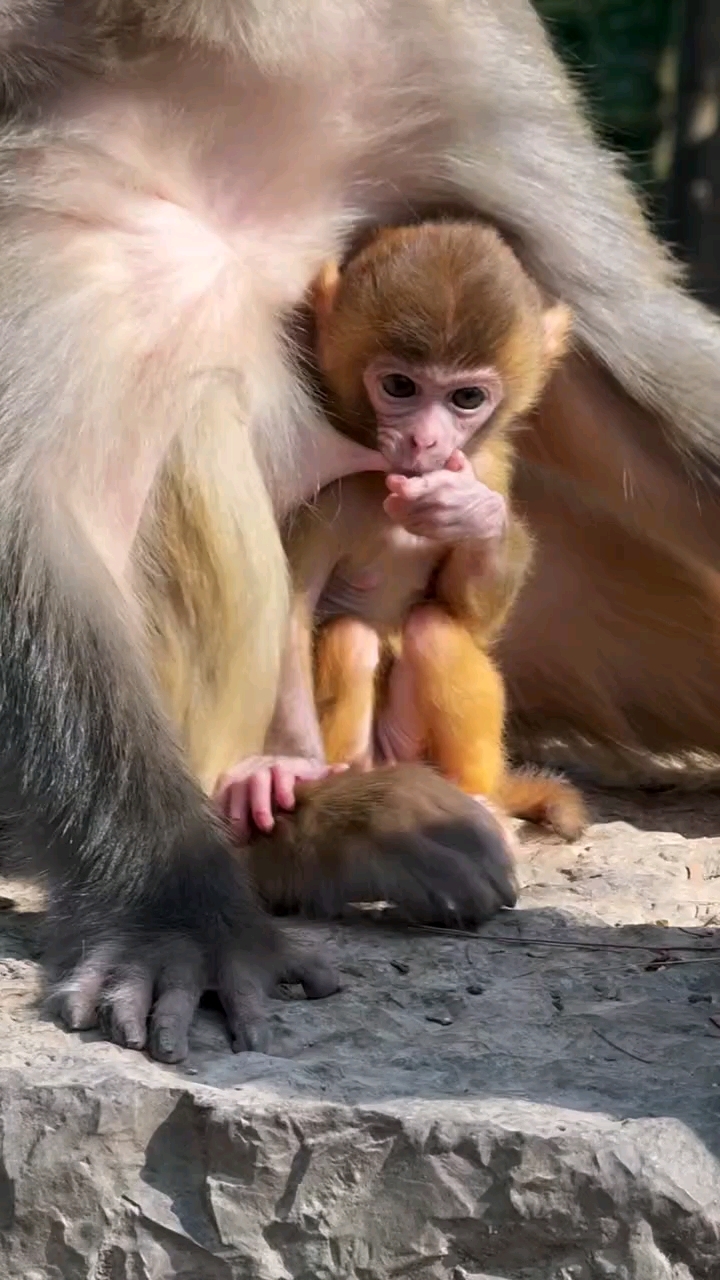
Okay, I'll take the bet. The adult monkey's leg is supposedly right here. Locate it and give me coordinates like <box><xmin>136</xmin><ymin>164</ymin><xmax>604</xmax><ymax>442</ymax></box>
<box><xmin>501</xmin><ymin>465</ymin><xmax>720</xmax><ymax>778</ymax></box>
<box><xmin>139</xmin><ymin>424</ymin><xmax>289</xmax><ymax>796</ymax></box>
<box><xmin>412</xmin><ymin>0</ymin><xmax>720</xmax><ymax>773</ymax></box>
<box><xmin>0</xmin><ymin>132</ymin><xmax>333</xmax><ymax>1064</ymax></box>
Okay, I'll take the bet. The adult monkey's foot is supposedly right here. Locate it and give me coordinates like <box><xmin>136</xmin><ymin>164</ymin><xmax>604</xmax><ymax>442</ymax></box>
<box><xmin>45</xmin><ymin>836</ymin><xmax>339</xmax><ymax>1063</ymax></box>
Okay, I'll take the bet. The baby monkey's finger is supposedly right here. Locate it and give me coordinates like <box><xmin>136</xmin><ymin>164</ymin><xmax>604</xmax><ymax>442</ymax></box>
<box><xmin>443</xmin><ymin>449</ymin><xmax>469</xmax><ymax>472</ymax></box>
<box><xmin>386</xmin><ymin>473</ymin><xmax>432</xmax><ymax>499</ymax></box>
<box><xmin>248</xmin><ymin>770</ymin><xmax>275</xmax><ymax>832</ymax></box>
<box><xmin>227</xmin><ymin>785</ymin><xmax>251</xmax><ymax>842</ymax></box>
<box><xmin>383</xmin><ymin>494</ymin><xmax>411</xmax><ymax>523</ymax></box>
<box><xmin>272</xmin><ymin>763</ymin><xmax>298</xmax><ymax>811</ymax></box>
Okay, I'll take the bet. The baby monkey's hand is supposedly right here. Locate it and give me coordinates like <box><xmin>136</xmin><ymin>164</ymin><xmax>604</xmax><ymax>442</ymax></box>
<box><xmin>214</xmin><ymin>756</ymin><xmax>349</xmax><ymax>843</ymax></box>
<box><xmin>383</xmin><ymin>451</ymin><xmax>507</xmax><ymax>544</ymax></box>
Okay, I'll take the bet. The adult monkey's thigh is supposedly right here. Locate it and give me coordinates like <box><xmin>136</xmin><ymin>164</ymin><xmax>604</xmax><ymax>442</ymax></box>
<box><xmin>0</xmin><ymin>139</ymin><xmax>325</xmax><ymax>1064</ymax></box>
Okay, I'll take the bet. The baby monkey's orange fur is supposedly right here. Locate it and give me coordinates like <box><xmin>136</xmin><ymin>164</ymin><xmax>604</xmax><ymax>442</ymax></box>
<box><xmin>284</xmin><ymin>221</ymin><xmax>587</xmax><ymax>840</ymax></box>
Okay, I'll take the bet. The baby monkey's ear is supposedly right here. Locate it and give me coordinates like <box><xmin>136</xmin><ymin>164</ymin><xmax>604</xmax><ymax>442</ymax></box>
<box><xmin>541</xmin><ymin>301</ymin><xmax>573</xmax><ymax>366</ymax></box>
<box><xmin>311</xmin><ymin>259</ymin><xmax>342</xmax><ymax>324</ymax></box>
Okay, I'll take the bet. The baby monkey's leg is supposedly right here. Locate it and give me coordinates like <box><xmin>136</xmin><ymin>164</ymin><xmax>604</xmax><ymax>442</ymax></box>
<box><xmin>375</xmin><ymin>625</ymin><xmax>430</xmax><ymax>767</ymax></box>
<box><xmin>387</xmin><ymin>604</ymin><xmax>506</xmax><ymax>795</ymax></box>
<box><xmin>315</xmin><ymin>617</ymin><xmax>380</xmax><ymax>767</ymax></box>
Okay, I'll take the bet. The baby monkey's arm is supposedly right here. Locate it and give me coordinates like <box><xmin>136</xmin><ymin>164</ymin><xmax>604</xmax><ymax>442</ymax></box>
<box><xmin>435</xmin><ymin>508</ymin><xmax>533</xmax><ymax>644</ymax></box>
<box><xmin>383</xmin><ymin>451</ymin><xmax>507</xmax><ymax>543</ymax></box>
<box><xmin>388</xmin><ymin>447</ymin><xmax>533</xmax><ymax>645</ymax></box>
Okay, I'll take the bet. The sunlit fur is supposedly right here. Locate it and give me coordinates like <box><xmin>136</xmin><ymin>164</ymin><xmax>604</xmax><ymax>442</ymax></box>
<box><xmin>0</xmin><ymin>0</ymin><xmax>719</xmax><ymax>1060</ymax></box>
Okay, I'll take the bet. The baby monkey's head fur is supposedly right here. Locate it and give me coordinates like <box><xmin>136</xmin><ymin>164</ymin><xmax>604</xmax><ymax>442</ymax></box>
<box><xmin>312</xmin><ymin>220</ymin><xmax>572</xmax><ymax>475</ymax></box>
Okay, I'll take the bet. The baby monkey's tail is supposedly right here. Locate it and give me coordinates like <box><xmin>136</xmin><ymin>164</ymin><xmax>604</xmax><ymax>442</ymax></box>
<box><xmin>496</xmin><ymin>767</ymin><xmax>588</xmax><ymax>841</ymax></box>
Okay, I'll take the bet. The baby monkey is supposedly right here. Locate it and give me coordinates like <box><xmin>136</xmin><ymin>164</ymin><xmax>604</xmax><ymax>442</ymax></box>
<box><xmin>217</xmin><ymin>220</ymin><xmax>587</xmax><ymax>840</ymax></box>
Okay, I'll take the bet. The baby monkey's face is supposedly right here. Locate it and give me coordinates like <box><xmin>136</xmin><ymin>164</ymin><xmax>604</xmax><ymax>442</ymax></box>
<box><xmin>363</xmin><ymin>355</ymin><xmax>502</xmax><ymax>475</ymax></box>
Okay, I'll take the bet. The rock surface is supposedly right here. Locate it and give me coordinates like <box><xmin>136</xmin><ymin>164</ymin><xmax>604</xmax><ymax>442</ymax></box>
<box><xmin>1</xmin><ymin>787</ymin><xmax>720</xmax><ymax>1279</ymax></box>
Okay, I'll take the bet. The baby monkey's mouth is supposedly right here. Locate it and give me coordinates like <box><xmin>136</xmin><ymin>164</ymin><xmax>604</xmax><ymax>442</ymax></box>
<box><xmin>390</xmin><ymin>454</ymin><xmax>452</xmax><ymax>478</ymax></box>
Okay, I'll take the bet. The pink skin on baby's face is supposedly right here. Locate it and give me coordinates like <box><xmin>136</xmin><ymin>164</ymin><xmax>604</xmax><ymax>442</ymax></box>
<box><xmin>363</xmin><ymin>357</ymin><xmax>503</xmax><ymax>475</ymax></box>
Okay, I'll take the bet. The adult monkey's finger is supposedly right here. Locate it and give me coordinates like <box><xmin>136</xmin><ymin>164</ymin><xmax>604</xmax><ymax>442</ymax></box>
<box><xmin>217</xmin><ymin>960</ymin><xmax>269</xmax><ymax>1053</ymax></box>
<box><xmin>103</xmin><ymin>965</ymin><xmax>154</xmax><ymax>1051</ymax></box>
<box><xmin>52</xmin><ymin>941</ymin><xmax>118</xmax><ymax>1032</ymax></box>
<box><xmin>148</xmin><ymin>953</ymin><xmax>204</xmax><ymax>1063</ymax></box>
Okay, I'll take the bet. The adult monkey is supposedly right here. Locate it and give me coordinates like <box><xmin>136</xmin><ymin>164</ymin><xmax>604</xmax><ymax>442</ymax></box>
<box><xmin>0</xmin><ymin>2</ymin><xmax>718</xmax><ymax>1066</ymax></box>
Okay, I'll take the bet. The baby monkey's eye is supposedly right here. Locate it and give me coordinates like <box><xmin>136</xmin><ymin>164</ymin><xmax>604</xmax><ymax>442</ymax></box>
<box><xmin>451</xmin><ymin>386</ymin><xmax>488</xmax><ymax>411</ymax></box>
<box><xmin>382</xmin><ymin>373</ymin><xmax>418</xmax><ymax>398</ymax></box>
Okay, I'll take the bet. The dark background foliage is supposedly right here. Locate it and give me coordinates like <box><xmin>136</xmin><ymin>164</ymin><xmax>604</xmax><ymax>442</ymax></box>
<box><xmin>534</xmin><ymin>1</ymin><xmax>720</xmax><ymax>306</ymax></box>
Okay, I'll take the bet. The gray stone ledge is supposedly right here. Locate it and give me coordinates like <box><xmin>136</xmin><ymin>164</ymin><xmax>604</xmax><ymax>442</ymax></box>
<box><xmin>1</xmin><ymin>789</ymin><xmax>719</xmax><ymax>1278</ymax></box>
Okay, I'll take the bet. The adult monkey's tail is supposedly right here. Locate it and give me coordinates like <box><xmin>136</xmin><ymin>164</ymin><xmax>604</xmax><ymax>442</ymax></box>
<box><xmin>244</xmin><ymin>764</ymin><xmax>518</xmax><ymax>926</ymax></box>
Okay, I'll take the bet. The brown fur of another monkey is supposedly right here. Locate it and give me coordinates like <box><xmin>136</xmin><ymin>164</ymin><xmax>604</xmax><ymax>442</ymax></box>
<box><xmin>3</xmin><ymin>2</ymin><xmax>720</xmax><ymax>1065</ymax></box>
<box><xmin>284</xmin><ymin>220</ymin><xmax>586</xmax><ymax>840</ymax></box>
<box><xmin>244</xmin><ymin>763</ymin><xmax>516</xmax><ymax>925</ymax></box>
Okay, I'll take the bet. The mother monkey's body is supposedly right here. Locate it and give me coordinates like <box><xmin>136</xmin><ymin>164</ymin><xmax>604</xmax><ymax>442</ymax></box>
<box><xmin>0</xmin><ymin>1</ymin><xmax>718</xmax><ymax>1063</ymax></box>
